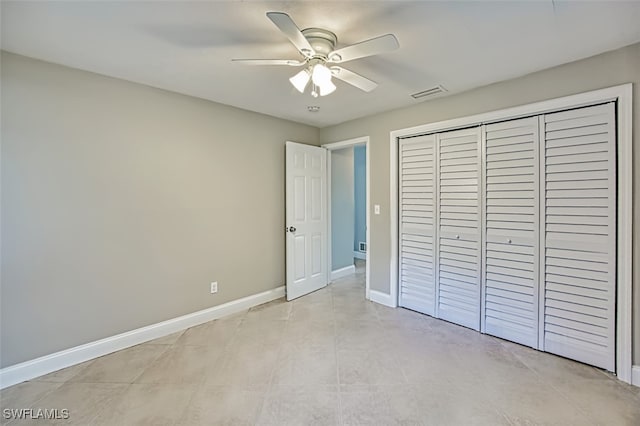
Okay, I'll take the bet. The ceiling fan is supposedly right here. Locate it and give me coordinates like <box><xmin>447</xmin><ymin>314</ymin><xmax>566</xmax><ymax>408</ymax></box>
<box><xmin>233</xmin><ymin>12</ymin><xmax>399</xmax><ymax>97</ymax></box>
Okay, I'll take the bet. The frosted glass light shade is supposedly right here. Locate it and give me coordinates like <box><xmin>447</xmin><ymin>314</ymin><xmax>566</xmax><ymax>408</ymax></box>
<box><xmin>289</xmin><ymin>69</ymin><xmax>311</xmax><ymax>93</ymax></box>
<box><xmin>319</xmin><ymin>80</ymin><xmax>336</xmax><ymax>96</ymax></box>
<box><xmin>311</xmin><ymin>64</ymin><xmax>332</xmax><ymax>86</ymax></box>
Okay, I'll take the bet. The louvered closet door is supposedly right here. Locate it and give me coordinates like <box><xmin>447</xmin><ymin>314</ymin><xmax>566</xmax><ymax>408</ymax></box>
<box><xmin>482</xmin><ymin>117</ymin><xmax>539</xmax><ymax>348</ymax></box>
<box><xmin>541</xmin><ymin>103</ymin><xmax>616</xmax><ymax>371</ymax></box>
<box><xmin>399</xmin><ymin>135</ymin><xmax>436</xmax><ymax>315</ymax></box>
<box><xmin>437</xmin><ymin>128</ymin><xmax>482</xmax><ymax>330</ymax></box>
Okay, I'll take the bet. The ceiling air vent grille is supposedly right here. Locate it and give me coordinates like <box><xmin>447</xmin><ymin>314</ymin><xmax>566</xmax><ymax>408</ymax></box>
<box><xmin>411</xmin><ymin>85</ymin><xmax>447</xmax><ymax>99</ymax></box>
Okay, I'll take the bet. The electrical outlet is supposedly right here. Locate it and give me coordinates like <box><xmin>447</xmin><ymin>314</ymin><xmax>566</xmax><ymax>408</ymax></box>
<box><xmin>210</xmin><ymin>282</ymin><xmax>218</xmax><ymax>294</ymax></box>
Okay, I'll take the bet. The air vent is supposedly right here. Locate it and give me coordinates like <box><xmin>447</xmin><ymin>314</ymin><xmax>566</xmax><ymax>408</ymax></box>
<box><xmin>411</xmin><ymin>85</ymin><xmax>447</xmax><ymax>99</ymax></box>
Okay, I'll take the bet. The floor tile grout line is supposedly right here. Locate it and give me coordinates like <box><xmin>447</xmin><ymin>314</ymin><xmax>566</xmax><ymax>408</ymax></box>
<box><xmin>497</xmin><ymin>343</ymin><xmax>600</xmax><ymax>425</ymax></box>
<box><xmin>86</xmin><ymin>382</ymin><xmax>134</xmax><ymax>426</ymax></box>
<box><xmin>170</xmin><ymin>381</ymin><xmax>201</xmax><ymax>426</ymax></box>
<box><xmin>5</xmin><ymin>380</ymin><xmax>65</xmax><ymax>419</ymax></box>
<box><xmin>83</xmin><ymin>383</ymin><xmax>134</xmax><ymax>426</ymax></box>
<box><xmin>126</xmin><ymin>343</ymin><xmax>172</xmax><ymax>386</ymax></box>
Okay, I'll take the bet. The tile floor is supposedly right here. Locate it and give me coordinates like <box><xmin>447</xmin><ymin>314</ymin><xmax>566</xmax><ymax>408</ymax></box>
<box><xmin>1</xmin><ymin>261</ymin><xmax>639</xmax><ymax>425</ymax></box>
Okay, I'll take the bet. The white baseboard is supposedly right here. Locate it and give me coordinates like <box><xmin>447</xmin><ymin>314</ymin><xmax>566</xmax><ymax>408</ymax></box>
<box><xmin>632</xmin><ymin>365</ymin><xmax>640</xmax><ymax>388</ymax></box>
<box><xmin>331</xmin><ymin>265</ymin><xmax>355</xmax><ymax>281</ymax></box>
<box><xmin>353</xmin><ymin>251</ymin><xmax>366</xmax><ymax>260</ymax></box>
<box><xmin>369</xmin><ymin>290</ymin><xmax>396</xmax><ymax>308</ymax></box>
<box><xmin>0</xmin><ymin>286</ymin><xmax>284</xmax><ymax>390</ymax></box>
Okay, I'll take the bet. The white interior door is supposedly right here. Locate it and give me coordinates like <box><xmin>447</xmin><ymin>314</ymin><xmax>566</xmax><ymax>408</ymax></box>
<box><xmin>285</xmin><ymin>141</ymin><xmax>328</xmax><ymax>301</ymax></box>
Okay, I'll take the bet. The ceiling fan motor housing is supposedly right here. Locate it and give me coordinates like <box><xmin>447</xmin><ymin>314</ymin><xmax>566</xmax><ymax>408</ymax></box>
<box><xmin>301</xmin><ymin>28</ymin><xmax>337</xmax><ymax>59</ymax></box>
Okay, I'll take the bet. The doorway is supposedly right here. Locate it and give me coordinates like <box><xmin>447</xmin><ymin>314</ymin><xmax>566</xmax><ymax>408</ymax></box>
<box><xmin>323</xmin><ymin>137</ymin><xmax>370</xmax><ymax>299</ymax></box>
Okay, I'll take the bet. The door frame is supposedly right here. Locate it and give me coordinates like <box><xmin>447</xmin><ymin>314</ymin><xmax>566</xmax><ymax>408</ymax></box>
<box><xmin>323</xmin><ymin>136</ymin><xmax>371</xmax><ymax>299</ymax></box>
<box><xmin>389</xmin><ymin>84</ymin><xmax>633</xmax><ymax>384</ymax></box>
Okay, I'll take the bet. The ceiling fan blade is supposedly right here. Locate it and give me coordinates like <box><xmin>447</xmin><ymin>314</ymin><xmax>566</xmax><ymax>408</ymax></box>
<box><xmin>328</xmin><ymin>34</ymin><xmax>399</xmax><ymax>63</ymax></box>
<box><xmin>331</xmin><ymin>67</ymin><xmax>378</xmax><ymax>92</ymax></box>
<box><xmin>266</xmin><ymin>12</ymin><xmax>314</xmax><ymax>57</ymax></box>
<box><xmin>232</xmin><ymin>59</ymin><xmax>305</xmax><ymax>66</ymax></box>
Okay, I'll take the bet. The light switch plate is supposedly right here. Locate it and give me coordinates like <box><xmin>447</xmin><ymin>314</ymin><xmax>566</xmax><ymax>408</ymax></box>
<box><xmin>374</xmin><ymin>204</ymin><xmax>380</xmax><ymax>215</ymax></box>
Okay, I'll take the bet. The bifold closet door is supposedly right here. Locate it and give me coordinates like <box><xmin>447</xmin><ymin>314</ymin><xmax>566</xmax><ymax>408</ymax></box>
<box><xmin>398</xmin><ymin>135</ymin><xmax>436</xmax><ymax>315</ymax></box>
<box><xmin>482</xmin><ymin>117</ymin><xmax>539</xmax><ymax>348</ymax></box>
<box><xmin>436</xmin><ymin>128</ymin><xmax>481</xmax><ymax>330</ymax></box>
<box><xmin>541</xmin><ymin>103</ymin><xmax>616</xmax><ymax>371</ymax></box>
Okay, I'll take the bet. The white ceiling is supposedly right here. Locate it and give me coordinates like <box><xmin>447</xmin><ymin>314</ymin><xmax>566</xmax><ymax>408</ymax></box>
<box><xmin>2</xmin><ymin>1</ymin><xmax>640</xmax><ymax>127</ymax></box>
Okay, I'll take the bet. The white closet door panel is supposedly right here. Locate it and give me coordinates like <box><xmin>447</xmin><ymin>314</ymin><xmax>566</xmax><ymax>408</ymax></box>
<box><xmin>541</xmin><ymin>103</ymin><xmax>616</xmax><ymax>371</ymax></box>
<box><xmin>399</xmin><ymin>135</ymin><xmax>436</xmax><ymax>315</ymax></box>
<box><xmin>482</xmin><ymin>117</ymin><xmax>539</xmax><ymax>348</ymax></box>
<box><xmin>437</xmin><ymin>128</ymin><xmax>481</xmax><ymax>330</ymax></box>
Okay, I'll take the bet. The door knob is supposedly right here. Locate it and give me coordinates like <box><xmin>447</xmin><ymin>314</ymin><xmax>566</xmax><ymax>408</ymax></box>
<box><xmin>288</xmin><ymin>226</ymin><xmax>297</xmax><ymax>233</ymax></box>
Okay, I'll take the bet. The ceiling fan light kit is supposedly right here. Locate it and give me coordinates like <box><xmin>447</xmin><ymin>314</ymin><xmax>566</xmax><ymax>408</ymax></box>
<box><xmin>289</xmin><ymin>61</ymin><xmax>336</xmax><ymax>97</ymax></box>
<box><xmin>233</xmin><ymin>12</ymin><xmax>399</xmax><ymax>97</ymax></box>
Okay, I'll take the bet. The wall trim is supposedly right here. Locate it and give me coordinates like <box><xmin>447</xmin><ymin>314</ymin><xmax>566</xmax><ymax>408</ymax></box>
<box><xmin>389</xmin><ymin>83</ymin><xmax>633</xmax><ymax>383</ymax></box>
<box><xmin>331</xmin><ymin>265</ymin><xmax>356</xmax><ymax>281</ymax></box>
<box><xmin>354</xmin><ymin>251</ymin><xmax>366</xmax><ymax>260</ymax></box>
<box><xmin>369</xmin><ymin>290</ymin><xmax>395</xmax><ymax>308</ymax></box>
<box><xmin>632</xmin><ymin>365</ymin><xmax>640</xmax><ymax>388</ymax></box>
<box><xmin>0</xmin><ymin>285</ymin><xmax>285</xmax><ymax>390</ymax></box>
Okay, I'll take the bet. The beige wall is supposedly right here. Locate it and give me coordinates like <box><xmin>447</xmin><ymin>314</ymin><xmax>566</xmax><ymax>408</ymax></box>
<box><xmin>0</xmin><ymin>52</ymin><xmax>319</xmax><ymax>367</ymax></box>
<box><xmin>320</xmin><ymin>42</ymin><xmax>640</xmax><ymax>364</ymax></box>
